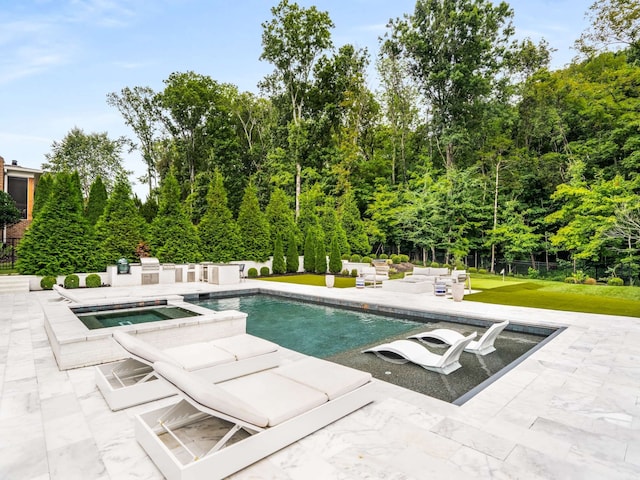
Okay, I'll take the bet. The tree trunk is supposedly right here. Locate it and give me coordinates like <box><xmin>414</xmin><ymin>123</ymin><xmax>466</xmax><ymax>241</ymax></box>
<box><xmin>490</xmin><ymin>159</ymin><xmax>502</xmax><ymax>273</ymax></box>
<box><xmin>295</xmin><ymin>162</ymin><xmax>301</xmax><ymax>219</ymax></box>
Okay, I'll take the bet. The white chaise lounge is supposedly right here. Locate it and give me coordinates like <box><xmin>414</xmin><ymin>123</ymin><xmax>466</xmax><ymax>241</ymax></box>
<box><xmin>409</xmin><ymin>320</ymin><xmax>509</xmax><ymax>356</ymax></box>
<box><xmin>52</xmin><ymin>284</ymin><xmax>84</xmax><ymax>303</ymax></box>
<box><xmin>135</xmin><ymin>357</ymin><xmax>375</xmax><ymax>480</ymax></box>
<box><xmin>362</xmin><ymin>333</ymin><xmax>476</xmax><ymax>374</ymax></box>
<box><xmin>95</xmin><ymin>331</ymin><xmax>280</xmax><ymax>410</ymax></box>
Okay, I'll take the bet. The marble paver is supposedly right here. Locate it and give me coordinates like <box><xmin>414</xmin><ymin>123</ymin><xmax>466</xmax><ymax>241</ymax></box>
<box><xmin>0</xmin><ymin>280</ymin><xmax>639</xmax><ymax>479</ymax></box>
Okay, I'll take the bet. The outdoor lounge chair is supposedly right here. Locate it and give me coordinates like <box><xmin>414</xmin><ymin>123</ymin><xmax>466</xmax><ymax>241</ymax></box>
<box><xmin>409</xmin><ymin>320</ymin><xmax>509</xmax><ymax>356</ymax></box>
<box><xmin>361</xmin><ymin>266</ymin><xmax>389</xmax><ymax>287</ymax></box>
<box><xmin>95</xmin><ymin>331</ymin><xmax>280</xmax><ymax>410</ymax></box>
<box><xmin>135</xmin><ymin>357</ymin><xmax>375</xmax><ymax>480</ymax></box>
<box><xmin>52</xmin><ymin>284</ymin><xmax>84</xmax><ymax>303</ymax></box>
<box><xmin>362</xmin><ymin>332</ymin><xmax>476</xmax><ymax>374</ymax></box>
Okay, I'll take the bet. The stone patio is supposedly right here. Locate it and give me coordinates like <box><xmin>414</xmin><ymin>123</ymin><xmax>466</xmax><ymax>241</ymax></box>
<box><xmin>1</xmin><ymin>280</ymin><xmax>639</xmax><ymax>479</ymax></box>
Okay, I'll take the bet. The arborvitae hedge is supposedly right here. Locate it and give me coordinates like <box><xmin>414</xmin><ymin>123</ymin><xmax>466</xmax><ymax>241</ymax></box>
<box><xmin>18</xmin><ymin>172</ymin><xmax>96</xmax><ymax>275</ymax></box>
<box><xmin>286</xmin><ymin>229</ymin><xmax>299</xmax><ymax>273</ymax></box>
<box><xmin>272</xmin><ymin>234</ymin><xmax>286</xmax><ymax>274</ymax></box>
<box><xmin>237</xmin><ymin>182</ymin><xmax>271</xmax><ymax>261</ymax></box>
<box><xmin>303</xmin><ymin>228</ymin><xmax>315</xmax><ymax>272</ymax></box>
<box><xmin>329</xmin><ymin>234</ymin><xmax>343</xmax><ymax>274</ymax></box>
<box><xmin>94</xmin><ymin>176</ymin><xmax>148</xmax><ymax>268</ymax></box>
<box><xmin>85</xmin><ymin>176</ymin><xmax>108</xmax><ymax>225</ymax></box>
<box><xmin>149</xmin><ymin>172</ymin><xmax>201</xmax><ymax>263</ymax></box>
<box><xmin>198</xmin><ymin>170</ymin><xmax>241</xmax><ymax>262</ymax></box>
<box><xmin>314</xmin><ymin>228</ymin><xmax>327</xmax><ymax>274</ymax></box>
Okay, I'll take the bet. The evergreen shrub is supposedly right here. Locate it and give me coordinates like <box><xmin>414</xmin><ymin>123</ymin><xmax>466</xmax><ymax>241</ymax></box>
<box><xmin>328</xmin><ymin>235</ymin><xmax>342</xmax><ymax>274</ymax></box>
<box><xmin>272</xmin><ymin>236</ymin><xmax>286</xmax><ymax>274</ymax></box>
<box><xmin>349</xmin><ymin>254</ymin><xmax>361</xmax><ymax>262</ymax></box>
<box><xmin>528</xmin><ymin>268</ymin><xmax>540</xmax><ymax>279</ymax></box>
<box><xmin>85</xmin><ymin>274</ymin><xmax>101</xmax><ymax>288</ymax></box>
<box><xmin>391</xmin><ymin>255</ymin><xmax>400</xmax><ymax>264</ymax></box>
<box><xmin>260</xmin><ymin>266</ymin><xmax>270</xmax><ymax>276</ymax></box>
<box><xmin>341</xmin><ymin>269</ymin><xmax>349</xmax><ymax>275</ymax></box>
<box><xmin>248</xmin><ymin>268</ymin><xmax>258</xmax><ymax>278</ymax></box>
<box><xmin>430</xmin><ymin>261</ymin><xmax>440</xmax><ymax>267</ymax></box>
<box><xmin>468</xmin><ymin>267</ymin><xmax>478</xmax><ymax>273</ymax></box>
<box><xmin>40</xmin><ymin>276</ymin><xmax>57</xmax><ymax>290</ymax></box>
<box><xmin>379</xmin><ymin>253</ymin><xmax>388</xmax><ymax>259</ymax></box>
<box><xmin>351</xmin><ymin>269</ymin><xmax>358</xmax><ymax>277</ymax></box>
<box><xmin>362</xmin><ymin>256</ymin><xmax>372</xmax><ymax>264</ymax></box>
<box><xmin>608</xmin><ymin>277</ymin><xmax>624</xmax><ymax>286</ymax></box>
<box><xmin>341</xmin><ymin>254</ymin><xmax>350</xmax><ymax>260</ymax></box>
<box><xmin>400</xmin><ymin>254</ymin><xmax>409</xmax><ymax>262</ymax></box>
<box><xmin>285</xmin><ymin>231</ymin><xmax>300</xmax><ymax>273</ymax></box>
<box><xmin>64</xmin><ymin>274</ymin><xmax>80</xmax><ymax>289</ymax></box>
<box><xmin>478</xmin><ymin>268</ymin><xmax>487</xmax><ymax>274</ymax></box>
<box><xmin>564</xmin><ymin>277</ymin><xmax>574</xmax><ymax>283</ymax></box>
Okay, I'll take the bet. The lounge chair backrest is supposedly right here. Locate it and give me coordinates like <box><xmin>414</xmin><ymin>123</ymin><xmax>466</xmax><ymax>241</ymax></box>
<box><xmin>112</xmin><ymin>331</ymin><xmax>176</xmax><ymax>365</ymax></box>
<box><xmin>476</xmin><ymin>320</ymin><xmax>509</xmax><ymax>350</ymax></box>
<box><xmin>411</xmin><ymin>267</ymin><xmax>431</xmax><ymax>276</ymax></box>
<box><xmin>430</xmin><ymin>268</ymin><xmax>450</xmax><ymax>277</ymax></box>
<box><xmin>437</xmin><ymin>332</ymin><xmax>477</xmax><ymax>368</ymax></box>
<box><xmin>362</xmin><ymin>267</ymin><xmax>376</xmax><ymax>276</ymax></box>
<box><xmin>154</xmin><ymin>360</ymin><xmax>269</xmax><ymax>427</ymax></box>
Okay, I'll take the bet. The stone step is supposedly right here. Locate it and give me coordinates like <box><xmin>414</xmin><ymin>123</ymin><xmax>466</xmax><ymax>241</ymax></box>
<box><xmin>0</xmin><ymin>275</ymin><xmax>31</xmax><ymax>294</ymax></box>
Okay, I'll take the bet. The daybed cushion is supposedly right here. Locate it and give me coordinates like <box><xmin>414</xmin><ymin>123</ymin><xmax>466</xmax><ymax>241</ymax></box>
<box><xmin>113</xmin><ymin>331</ymin><xmax>177</xmax><ymax>365</ymax></box>
<box><xmin>274</xmin><ymin>357</ymin><xmax>372</xmax><ymax>400</ymax></box>
<box><xmin>163</xmin><ymin>342</ymin><xmax>236</xmax><ymax>371</ymax></box>
<box><xmin>210</xmin><ymin>334</ymin><xmax>278</xmax><ymax>360</ymax></box>
<box><xmin>220</xmin><ymin>370</ymin><xmax>328</xmax><ymax>427</ymax></box>
<box><xmin>154</xmin><ymin>361</ymin><xmax>269</xmax><ymax>427</ymax></box>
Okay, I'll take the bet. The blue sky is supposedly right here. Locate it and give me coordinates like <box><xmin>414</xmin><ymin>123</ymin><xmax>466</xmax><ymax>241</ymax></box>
<box><xmin>1</xmin><ymin>0</ymin><xmax>592</xmax><ymax>198</ymax></box>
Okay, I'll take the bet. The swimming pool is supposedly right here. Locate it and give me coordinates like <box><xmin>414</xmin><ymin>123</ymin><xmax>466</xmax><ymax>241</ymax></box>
<box><xmin>190</xmin><ymin>293</ymin><xmax>553</xmax><ymax>403</ymax></box>
<box><xmin>193</xmin><ymin>294</ymin><xmax>423</xmax><ymax>357</ymax></box>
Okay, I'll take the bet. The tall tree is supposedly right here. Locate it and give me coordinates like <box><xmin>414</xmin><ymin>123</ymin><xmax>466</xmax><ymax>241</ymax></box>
<box><xmin>32</xmin><ymin>173</ymin><xmax>53</xmax><ymax>219</ymax></box>
<box><xmin>260</xmin><ymin>0</ymin><xmax>334</xmax><ymax>217</ymax></box>
<box><xmin>94</xmin><ymin>176</ymin><xmax>148</xmax><ymax>268</ymax></box>
<box><xmin>148</xmin><ymin>172</ymin><xmax>201</xmax><ymax>263</ymax></box>
<box><xmin>0</xmin><ymin>191</ymin><xmax>21</xmax><ymax>231</ymax></box>
<box><xmin>107</xmin><ymin>86</ymin><xmax>161</xmax><ymax>196</ymax></box>
<box><xmin>42</xmin><ymin>127</ymin><xmax>130</xmax><ymax>198</ymax></box>
<box><xmin>17</xmin><ymin>172</ymin><xmax>95</xmax><ymax>275</ymax></box>
<box><xmin>85</xmin><ymin>176</ymin><xmax>108</xmax><ymax>226</ymax></box>
<box><xmin>197</xmin><ymin>170</ymin><xmax>241</xmax><ymax>262</ymax></box>
<box><xmin>391</xmin><ymin>0</ymin><xmax>516</xmax><ymax>168</ymax></box>
<box><xmin>236</xmin><ymin>181</ymin><xmax>271</xmax><ymax>261</ymax></box>
<box><xmin>575</xmin><ymin>0</ymin><xmax>640</xmax><ymax>57</ymax></box>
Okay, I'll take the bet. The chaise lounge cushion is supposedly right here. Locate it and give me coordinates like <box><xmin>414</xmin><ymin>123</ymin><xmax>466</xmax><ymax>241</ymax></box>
<box><xmin>220</xmin><ymin>370</ymin><xmax>328</xmax><ymax>427</ymax></box>
<box><xmin>113</xmin><ymin>330</ymin><xmax>178</xmax><ymax>365</ymax></box>
<box><xmin>210</xmin><ymin>334</ymin><xmax>278</xmax><ymax>360</ymax></box>
<box><xmin>274</xmin><ymin>357</ymin><xmax>372</xmax><ymax>400</ymax></box>
<box><xmin>154</xmin><ymin>361</ymin><xmax>270</xmax><ymax>427</ymax></box>
<box><xmin>163</xmin><ymin>342</ymin><xmax>236</xmax><ymax>371</ymax></box>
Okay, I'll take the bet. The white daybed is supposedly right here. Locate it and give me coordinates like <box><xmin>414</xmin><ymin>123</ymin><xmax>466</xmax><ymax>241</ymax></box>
<box><xmin>135</xmin><ymin>357</ymin><xmax>376</xmax><ymax>480</ymax></box>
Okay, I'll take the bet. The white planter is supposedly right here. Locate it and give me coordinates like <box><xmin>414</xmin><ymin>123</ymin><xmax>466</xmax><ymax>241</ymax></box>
<box><xmin>452</xmin><ymin>282</ymin><xmax>465</xmax><ymax>302</ymax></box>
<box><xmin>325</xmin><ymin>274</ymin><xmax>335</xmax><ymax>288</ymax></box>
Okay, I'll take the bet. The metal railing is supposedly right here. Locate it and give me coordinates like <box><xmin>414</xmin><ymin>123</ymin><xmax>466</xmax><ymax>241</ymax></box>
<box><xmin>0</xmin><ymin>237</ymin><xmax>18</xmax><ymax>270</ymax></box>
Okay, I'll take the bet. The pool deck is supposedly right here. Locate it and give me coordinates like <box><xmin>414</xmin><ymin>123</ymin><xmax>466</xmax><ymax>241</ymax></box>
<box><xmin>1</xmin><ymin>280</ymin><xmax>640</xmax><ymax>479</ymax></box>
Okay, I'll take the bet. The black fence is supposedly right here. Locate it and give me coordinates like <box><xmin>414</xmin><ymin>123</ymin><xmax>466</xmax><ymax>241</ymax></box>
<box><xmin>0</xmin><ymin>238</ymin><xmax>18</xmax><ymax>270</ymax></box>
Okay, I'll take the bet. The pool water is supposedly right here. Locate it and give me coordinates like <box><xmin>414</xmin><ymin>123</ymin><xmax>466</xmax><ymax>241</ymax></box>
<box><xmin>194</xmin><ymin>295</ymin><xmax>422</xmax><ymax>358</ymax></box>
<box><xmin>77</xmin><ymin>306</ymin><xmax>199</xmax><ymax>329</ymax></box>
<box><xmin>192</xmin><ymin>293</ymin><xmax>550</xmax><ymax>404</ymax></box>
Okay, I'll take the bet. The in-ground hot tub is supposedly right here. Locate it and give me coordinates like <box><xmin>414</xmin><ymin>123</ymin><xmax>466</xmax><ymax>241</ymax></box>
<box><xmin>43</xmin><ymin>295</ymin><xmax>248</xmax><ymax>370</ymax></box>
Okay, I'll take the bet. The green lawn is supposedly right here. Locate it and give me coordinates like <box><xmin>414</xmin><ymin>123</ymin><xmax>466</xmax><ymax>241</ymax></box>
<box><xmin>259</xmin><ymin>272</ymin><xmax>640</xmax><ymax>318</ymax></box>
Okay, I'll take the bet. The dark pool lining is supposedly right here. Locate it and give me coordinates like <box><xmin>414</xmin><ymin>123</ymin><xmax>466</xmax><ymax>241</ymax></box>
<box><xmin>186</xmin><ymin>288</ymin><xmax>566</xmax><ymax>405</ymax></box>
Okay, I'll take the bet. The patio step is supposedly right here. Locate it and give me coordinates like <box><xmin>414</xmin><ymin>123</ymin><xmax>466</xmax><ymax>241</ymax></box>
<box><xmin>0</xmin><ymin>275</ymin><xmax>30</xmax><ymax>294</ymax></box>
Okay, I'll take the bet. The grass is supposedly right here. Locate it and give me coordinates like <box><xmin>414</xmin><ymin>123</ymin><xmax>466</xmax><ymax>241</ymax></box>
<box><xmin>257</xmin><ymin>273</ymin><xmax>356</xmax><ymax>288</ymax></box>
<box><xmin>465</xmin><ymin>274</ymin><xmax>640</xmax><ymax>317</ymax></box>
<box><xmin>259</xmin><ymin>272</ymin><xmax>640</xmax><ymax>318</ymax></box>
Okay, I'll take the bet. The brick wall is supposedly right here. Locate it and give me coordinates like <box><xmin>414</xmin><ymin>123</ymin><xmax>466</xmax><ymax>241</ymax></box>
<box><xmin>7</xmin><ymin>220</ymin><xmax>31</xmax><ymax>239</ymax></box>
